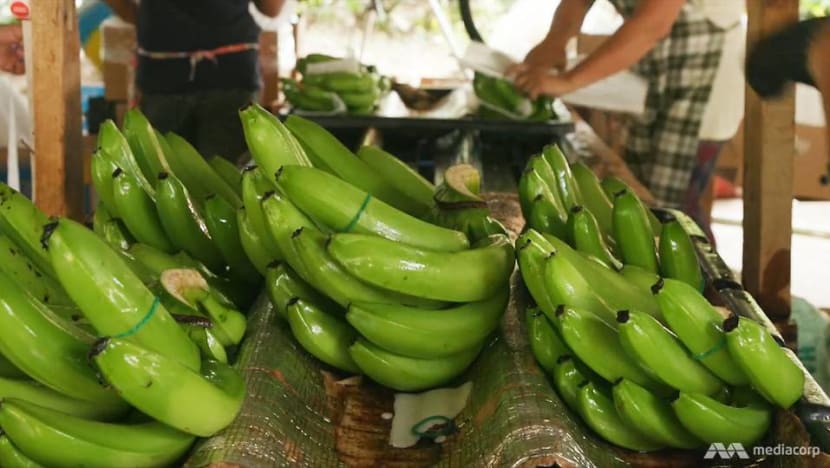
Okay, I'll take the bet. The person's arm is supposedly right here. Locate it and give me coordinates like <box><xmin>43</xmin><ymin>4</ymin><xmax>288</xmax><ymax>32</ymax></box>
<box><xmin>103</xmin><ymin>0</ymin><xmax>137</xmax><ymax>24</ymax></box>
<box><xmin>513</xmin><ymin>0</ymin><xmax>684</xmax><ymax>99</ymax></box>
<box><xmin>522</xmin><ymin>0</ymin><xmax>594</xmax><ymax>70</ymax></box>
<box><xmin>807</xmin><ymin>22</ymin><xmax>830</xmax><ymax>178</ymax></box>
<box><xmin>0</xmin><ymin>24</ymin><xmax>23</xmax><ymax>75</ymax></box>
<box><xmin>253</xmin><ymin>0</ymin><xmax>286</xmax><ymax>18</ymax></box>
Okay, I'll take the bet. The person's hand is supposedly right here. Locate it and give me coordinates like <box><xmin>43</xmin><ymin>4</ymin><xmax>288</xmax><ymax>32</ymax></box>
<box><xmin>526</xmin><ymin>39</ymin><xmax>568</xmax><ymax>70</ymax></box>
<box><xmin>505</xmin><ymin>39</ymin><xmax>567</xmax><ymax>77</ymax></box>
<box><xmin>509</xmin><ymin>63</ymin><xmax>578</xmax><ymax>100</ymax></box>
<box><xmin>0</xmin><ymin>24</ymin><xmax>24</xmax><ymax>75</ymax></box>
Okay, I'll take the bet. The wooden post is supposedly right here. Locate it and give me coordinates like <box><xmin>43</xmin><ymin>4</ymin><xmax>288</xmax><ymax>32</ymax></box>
<box><xmin>31</xmin><ymin>0</ymin><xmax>84</xmax><ymax>219</ymax></box>
<box><xmin>742</xmin><ymin>0</ymin><xmax>799</xmax><ymax>338</ymax></box>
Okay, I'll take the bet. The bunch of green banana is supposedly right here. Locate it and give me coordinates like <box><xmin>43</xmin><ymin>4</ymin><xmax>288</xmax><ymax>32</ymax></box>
<box><xmin>247</xmin><ymin>120</ymin><xmax>512</xmax><ymax>391</ymax></box>
<box><xmin>0</xmin><ymin>181</ymin><xmax>253</xmax><ymax>463</ymax></box>
<box><xmin>90</xmin><ymin>110</ymin><xmax>264</xmax><ymax>300</ymax></box>
<box><xmin>523</xmin><ymin>302</ymin><xmax>777</xmax><ymax>451</ymax></box>
<box><xmin>289</xmin><ymin>54</ymin><xmax>389</xmax><ymax>114</ymax></box>
<box><xmin>473</xmin><ymin>72</ymin><xmax>556</xmax><ymax>121</ymax></box>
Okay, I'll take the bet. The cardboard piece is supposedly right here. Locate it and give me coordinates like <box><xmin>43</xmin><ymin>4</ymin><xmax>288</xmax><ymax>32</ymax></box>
<box><xmin>100</xmin><ymin>17</ymin><xmax>136</xmax><ymax>103</ymax></box>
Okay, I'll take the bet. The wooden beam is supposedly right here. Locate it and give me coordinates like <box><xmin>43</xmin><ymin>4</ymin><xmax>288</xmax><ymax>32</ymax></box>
<box><xmin>742</xmin><ymin>0</ymin><xmax>799</xmax><ymax>321</ymax></box>
<box><xmin>31</xmin><ymin>0</ymin><xmax>84</xmax><ymax>219</ymax></box>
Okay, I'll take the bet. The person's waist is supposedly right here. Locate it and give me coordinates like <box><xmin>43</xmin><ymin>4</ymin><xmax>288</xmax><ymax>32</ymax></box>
<box><xmin>137</xmin><ymin>42</ymin><xmax>259</xmax><ymax>81</ymax></box>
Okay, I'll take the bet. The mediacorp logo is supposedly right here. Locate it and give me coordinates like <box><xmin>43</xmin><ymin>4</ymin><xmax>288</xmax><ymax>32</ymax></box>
<box><xmin>704</xmin><ymin>442</ymin><xmax>821</xmax><ymax>460</ymax></box>
<box><xmin>704</xmin><ymin>443</ymin><xmax>750</xmax><ymax>460</ymax></box>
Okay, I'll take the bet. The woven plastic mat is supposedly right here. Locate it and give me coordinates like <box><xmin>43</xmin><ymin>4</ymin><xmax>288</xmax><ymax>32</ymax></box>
<box><xmin>184</xmin><ymin>195</ymin><xmax>829</xmax><ymax>468</ymax></box>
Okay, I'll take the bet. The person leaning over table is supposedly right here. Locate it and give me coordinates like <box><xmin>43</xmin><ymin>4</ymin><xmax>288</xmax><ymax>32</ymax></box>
<box><xmin>746</xmin><ymin>16</ymin><xmax>830</xmax><ymax>181</ymax></box>
<box><xmin>508</xmin><ymin>0</ymin><xmax>735</xmax><ymax>225</ymax></box>
<box><xmin>103</xmin><ymin>0</ymin><xmax>286</xmax><ymax>163</ymax></box>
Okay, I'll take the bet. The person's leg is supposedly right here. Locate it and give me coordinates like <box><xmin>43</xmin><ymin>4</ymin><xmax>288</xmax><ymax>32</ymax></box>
<box><xmin>194</xmin><ymin>89</ymin><xmax>258</xmax><ymax>164</ymax></box>
<box><xmin>137</xmin><ymin>92</ymin><xmax>198</xmax><ymax>142</ymax></box>
<box><xmin>683</xmin><ymin>140</ymin><xmax>723</xmax><ymax>242</ymax></box>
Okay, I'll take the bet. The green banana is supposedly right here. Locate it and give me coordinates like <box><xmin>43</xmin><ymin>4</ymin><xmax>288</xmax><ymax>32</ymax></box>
<box><xmin>542</xmin><ymin>232</ymin><xmax>661</xmax><ymax>318</ymax></box>
<box><xmin>612</xmin><ymin>379</ymin><xmax>702</xmax><ymax>449</ymax></box>
<box><xmin>91</xmin><ymin>338</ymin><xmax>245</xmax><ymax>437</ymax></box>
<box><xmin>241</xmin><ymin>165</ymin><xmax>282</xmax><ymax>259</ymax></box>
<box><xmin>43</xmin><ymin>218</ymin><xmax>201</xmax><ymax>372</ymax></box>
<box><xmin>723</xmin><ymin>315</ymin><xmax>804</xmax><ymax>408</ymax></box>
<box><xmin>577</xmin><ymin>382</ymin><xmax>664</xmax><ymax>452</ymax></box>
<box><xmin>175</xmin><ymin>314</ymin><xmax>229</xmax><ymax>364</ymax></box>
<box><xmin>356</xmin><ymin>145</ymin><xmax>434</xmax><ymax>215</ymax></box>
<box><xmin>252</xmin><ymin>102</ymin><xmax>312</xmax><ymax>165</ymax></box>
<box><xmin>282</xmin><ymin>79</ymin><xmax>341</xmax><ymax>112</ymax></box>
<box><xmin>98</xmin><ymin>120</ymin><xmax>156</xmax><ymax>197</ymax></box>
<box><xmin>290</xmin><ymin>227</ymin><xmax>445</xmax><ymax>308</ymax></box>
<box><xmin>602</xmin><ymin>176</ymin><xmax>661</xmax><ymax>237</ymax></box>
<box><xmin>555</xmin><ymin>306</ymin><xmax>667</xmax><ymax>393</ymax></box>
<box><xmin>90</xmin><ymin>150</ymin><xmax>120</xmax><ymax>216</ymax></box>
<box><xmin>527</xmin><ymin>307</ymin><xmax>569</xmax><ymax>374</ymax></box>
<box><xmin>518</xmin><ymin>168</ymin><xmax>568</xmax><ymax>239</ymax></box>
<box><xmin>347</xmin><ymin>286</ymin><xmax>507</xmax><ymax>359</ymax></box>
<box><xmin>617</xmin><ymin>310</ymin><xmax>723</xmax><ymax>396</ymax></box>
<box><xmin>671</xmin><ymin>392</ymin><xmax>772</xmax><ymax>446</ymax></box>
<box><xmin>164</xmin><ymin>132</ymin><xmax>242</xmax><ymax>208</ymax></box>
<box><xmin>612</xmin><ymin>189</ymin><xmax>659</xmax><ymax>273</ymax></box>
<box><xmin>0</xmin><ymin>377</ymin><xmax>127</xmax><ymax>421</ymax></box>
<box><xmin>305</xmin><ymin>71</ymin><xmax>376</xmax><ymax>93</ymax></box>
<box><xmin>543</xmin><ymin>250</ymin><xmax>617</xmax><ymax>326</ymax></box>
<box><xmin>652</xmin><ymin>278</ymin><xmax>749</xmax><ymax>386</ymax></box>
<box><xmin>349</xmin><ymin>338</ymin><xmax>480</xmax><ymax>392</ymax></box>
<box><xmin>658</xmin><ymin>219</ymin><xmax>704</xmax><ymax>291</ymax></box>
<box><xmin>328</xmin><ymin>232</ymin><xmax>514</xmax><ymax>303</ymax></box>
<box><xmin>525</xmin><ymin>154</ymin><xmax>559</xmax><ymax>195</ymax></box>
<box><xmin>569</xmin><ymin>205</ymin><xmax>622</xmax><ymax>270</ymax></box>
<box><xmin>112</xmin><ymin>167</ymin><xmax>175</xmax><ymax>253</ymax></box>
<box><xmin>0</xmin><ymin>398</ymin><xmax>195</xmax><ymax>468</ymax></box>
<box><xmin>122</xmin><ymin>108</ymin><xmax>171</xmax><ymax>182</ymax></box>
<box><xmin>156</xmin><ymin>172</ymin><xmax>224</xmax><ymax>272</ymax></box>
<box><xmin>276</xmin><ymin>165</ymin><xmax>469</xmax><ymax>251</ymax></box>
<box><xmin>237</xmin><ymin>207</ymin><xmax>273</xmax><ymax>276</ymax></box>
<box><xmin>0</xmin><ymin>234</ymin><xmax>77</xmax><ymax>310</ymax></box>
<box><xmin>515</xmin><ymin>230</ymin><xmax>559</xmax><ymax>318</ymax></box>
<box><xmin>618</xmin><ymin>265</ymin><xmax>660</xmax><ymax>292</ymax></box>
<box><xmin>541</xmin><ymin>144</ymin><xmax>582</xmax><ymax>210</ymax></box>
<box><xmin>0</xmin><ymin>431</ymin><xmax>42</xmax><ymax>468</ymax></box>
<box><xmin>196</xmin><ymin>293</ymin><xmax>247</xmax><ymax>347</ymax></box>
<box><xmin>571</xmin><ymin>162</ymin><xmax>613</xmax><ymax>239</ymax></box>
<box><xmin>260</xmin><ymin>191</ymin><xmax>318</xmax><ymax>280</ymax></box>
<box><xmin>265</xmin><ymin>261</ymin><xmax>336</xmax><ymax>320</ymax></box>
<box><xmin>203</xmin><ymin>193</ymin><xmax>260</xmax><ymax>284</ymax></box>
<box><xmin>96</xmin><ymin>214</ymin><xmax>134</xmax><ymax>256</ymax></box>
<box><xmin>283</xmin><ymin>116</ymin><xmax>426</xmax><ymax>214</ymax></box>
<box><xmin>0</xmin><ymin>268</ymin><xmax>126</xmax><ymax>406</ymax></box>
<box><xmin>0</xmin><ymin>182</ymin><xmax>55</xmax><ymax>278</ymax></box>
<box><xmin>0</xmin><ymin>354</ymin><xmax>25</xmax><ymax>378</ymax></box>
<box><xmin>552</xmin><ymin>356</ymin><xmax>591</xmax><ymax>410</ymax></box>
<box><xmin>286</xmin><ymin>297</ymin><xmax>359</xmax><ymax>373</ymax></box>
<box><xmin>339</xmin><ymin>89</ymin><xmax>379</xmax><ymax>110</ymax></box>
<box><xmin>208</xmin><ymin>155</ymin><xmax>242</xmax><ymax>196</ymax></box>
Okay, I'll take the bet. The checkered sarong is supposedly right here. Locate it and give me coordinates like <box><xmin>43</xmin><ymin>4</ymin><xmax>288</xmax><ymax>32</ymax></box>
<box><xmin>607</xmin><ymin>0</ymin><xmax>726</xmax><ymax>208</ymax></box>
